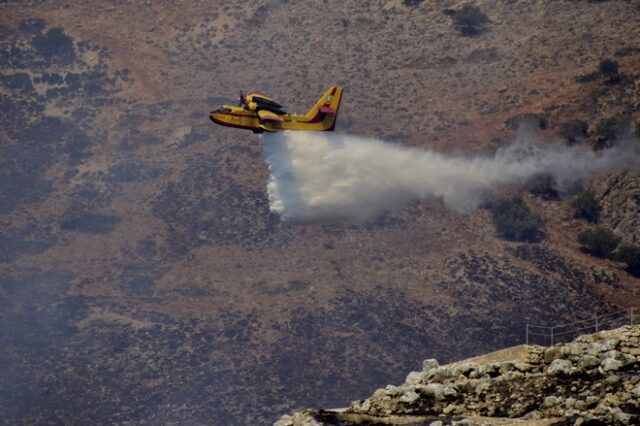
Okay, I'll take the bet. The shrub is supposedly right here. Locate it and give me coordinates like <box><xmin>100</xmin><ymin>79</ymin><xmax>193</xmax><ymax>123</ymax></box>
<box><xmin>525</xmin><ymin>173</ymin><xmax>559</xmax><ymax>199</ymax></box>
<box><xmin>451</xmin><ymin>4</ymin><xmax>489</xmax><ymax>37</ymax></box>
<box><xmin>571</xmin><ymin>189</ymin><xmax>601</xmax><ymax>223</ymax></box>
<box><xmin>599</xmin><ymin>59</ymin><xmax>620</xmax><ymax>83</ymax></box>
<box><xmin>593</xmin><ymin>115</ymin><xmax>628</xmax><ymax>149</ymax></box>
<box><xmin>577</xmin><ymin>226</ymin><xmax>621</xmax><ymax>258</ymax></box>
<box><xmin>32</xmin><ymin>27</ymin><xmax>75</xmax><ymax>64</ymax></box>
<box><xmin>559</xmin><ymin>120</ymin><xmax>589</xmax><ymax>145</ymax></box>
<box><xmin>1</xmin><ymin>73</ymin><xmax>33</xmax><ymax>93</ymax></box>
<box><xmin>19</xmin><ymin>18</ymin><xmax>46</xmax><ymax>33</ymax></box>
<box><xmin>575</xmin><ymin>71</ymin><xmax>600</xmax><ymax>84</ymax></box>
<box><xmin>488</xmin><ymin>197</ymin><xmax>545</xmax><ymax>242</ymax></box>
<box><xmin>61</xmin><ymin>212</ymin><xmax>120</xmax><ymax>234</ymax></box>
<box><xmin>615</xmin><ymin>243</ymin><xmax>640</xmax><ymax>275</ymax></box>
<box><xmin>505</xmin><ymin>113</ymin><xmax>547</xmax><ymax>131</ymax></box>
<box><xmin>403</xmin><ymin>0</ymin><xmax>423</xmax><ymax>6</ymax></box>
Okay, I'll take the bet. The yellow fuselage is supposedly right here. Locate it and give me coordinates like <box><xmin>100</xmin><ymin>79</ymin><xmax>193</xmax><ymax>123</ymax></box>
<box><xmin>209</xmin><ymin>87</ymin><xmax>343</xmax><ymax>133</ymax></box>
<box><xmin>210</xmin><ymin>107</ymin><xmax>327</xmax><ymax>133</ymax></box>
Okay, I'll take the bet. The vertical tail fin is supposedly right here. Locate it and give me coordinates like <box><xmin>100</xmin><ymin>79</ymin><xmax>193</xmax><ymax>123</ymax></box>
<box><xmin>303</xmin><ymin>86</ymin><xmax>343</xmax><ymax>131</ymax></box>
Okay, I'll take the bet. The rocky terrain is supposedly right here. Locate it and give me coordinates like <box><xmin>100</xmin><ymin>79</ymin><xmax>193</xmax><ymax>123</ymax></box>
<box><xmin>1</xmin><ymin>1</ymin><xmax>640</xmax><ymax>425</ymax></box>
<box><xmin>594</xmin><ymin>172</ymin><xmax>640</xmax><ymax>245</ymax></box>
<box><xmin>278</xmin><ymin>324</ymin><xmax>640</xmax><ymax>425</ymax></box>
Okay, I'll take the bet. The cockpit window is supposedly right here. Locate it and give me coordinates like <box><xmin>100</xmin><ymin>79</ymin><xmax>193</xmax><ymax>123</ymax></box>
<box><xmin>216</xmin><ymin>107</ymin><xmax>232</xmax><ymax>113</ymax></box>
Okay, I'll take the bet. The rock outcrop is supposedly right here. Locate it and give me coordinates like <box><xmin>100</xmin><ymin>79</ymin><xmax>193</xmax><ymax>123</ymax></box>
<box><xmin>276</xmin><ymin>325</ymin><xmax>640</xmax><ymax>426</ymax></box>
<box><xmin>594</xmin><ymin>171</ymin><xmax>640</xmax><ymax>245</ymax></box>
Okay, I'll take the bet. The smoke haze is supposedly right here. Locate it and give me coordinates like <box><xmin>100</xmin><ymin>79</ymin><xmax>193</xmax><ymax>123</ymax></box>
<box><xmin>261</xmin><ymin>131</ymin><xmax>640</xmax><ymax>223</ymax></box>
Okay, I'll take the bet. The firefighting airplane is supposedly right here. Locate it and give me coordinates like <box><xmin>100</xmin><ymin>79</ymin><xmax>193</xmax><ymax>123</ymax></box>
<box><xmin>209</xmin><ymin>86</ymin><xmax>343</xmax><ymax>133</ymax></box>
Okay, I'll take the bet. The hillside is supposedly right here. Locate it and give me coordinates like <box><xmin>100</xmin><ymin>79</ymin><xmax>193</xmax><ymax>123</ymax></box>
<box><xmin>1</xmin><ymin>1</ymin><xmax>640</xmax><ymax>424</ymax></box>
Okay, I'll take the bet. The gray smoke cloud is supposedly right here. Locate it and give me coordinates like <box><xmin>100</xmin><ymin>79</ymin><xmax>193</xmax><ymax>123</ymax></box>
<box><xmin>261</xmin><ymin>131</ymin><xmax>640</xmax><ymax>223</ymax></box>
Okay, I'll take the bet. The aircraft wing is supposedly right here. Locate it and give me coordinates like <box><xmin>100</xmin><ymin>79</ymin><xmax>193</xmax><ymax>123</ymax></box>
<box><xmin>258</xmin><ymin>110</ymin><xmax>284</xmax><ymax>122</ymax></box>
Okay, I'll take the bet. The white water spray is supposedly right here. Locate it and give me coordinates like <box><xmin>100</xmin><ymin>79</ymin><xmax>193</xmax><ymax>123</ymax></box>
<box><xmin>261</xmin><ymin>131</ymin><xmax>640</xmax><ymax>223</ymax></box>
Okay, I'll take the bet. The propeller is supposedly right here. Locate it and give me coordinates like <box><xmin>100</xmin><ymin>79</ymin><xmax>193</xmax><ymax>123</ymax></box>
<box><xmin>238</xmin><ymin>90</ymin><xmax>245</xmax><ymax>107</ymax></box>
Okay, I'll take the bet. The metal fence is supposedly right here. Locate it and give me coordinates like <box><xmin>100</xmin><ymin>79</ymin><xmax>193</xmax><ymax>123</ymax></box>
<box><xmin>525</xmin><ymin>307</ymin><xmax>637</xmax><ymax>346</ymax></box>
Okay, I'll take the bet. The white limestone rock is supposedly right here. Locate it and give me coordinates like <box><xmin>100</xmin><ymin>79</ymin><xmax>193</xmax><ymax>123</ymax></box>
<box><xmin>423</xmin><ymin>358</ymin><xmax>439</xmax><ymax>372</ymax></box>
<box><xmin>547</xmin><ymin>358</ymin><xmax>574</xmax><ymax>375</ymax></box>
